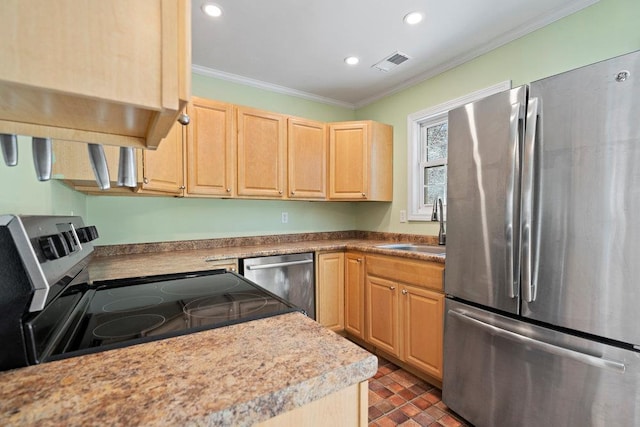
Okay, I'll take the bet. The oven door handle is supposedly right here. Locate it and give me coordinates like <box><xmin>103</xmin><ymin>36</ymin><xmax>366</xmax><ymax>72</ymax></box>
<box><xmin>245</xmin><ymin>259</ymin><xmax>313</xmax><ymax>270</ymax></box>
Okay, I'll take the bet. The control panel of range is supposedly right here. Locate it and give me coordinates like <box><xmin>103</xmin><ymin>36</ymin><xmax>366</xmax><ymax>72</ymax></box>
<box><xmin>0</xmin><ymin>215</ymin><xmax>98</xmax><ymax>312</ymax></box>
<box><xmin>38</xmin><ymin>225</ymin><xmax>99</xmax><ymax>260</ymax></box>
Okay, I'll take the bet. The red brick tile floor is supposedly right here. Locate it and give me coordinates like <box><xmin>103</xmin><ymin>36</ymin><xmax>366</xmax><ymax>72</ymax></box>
<box><xmin>368</xmin><ymin>358</ymin><xmax>471</xmax><ymax>427</ymax></box>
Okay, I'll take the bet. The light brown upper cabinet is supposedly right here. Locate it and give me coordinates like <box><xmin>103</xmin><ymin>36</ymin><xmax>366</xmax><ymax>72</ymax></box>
<box><xmin>0</xmin><ymin>0</ymin><xmax>191</xmax><ymax>150</ymax></box>
<box><xmin>288</xmin><ymin>118</ymin><xmax>327</xmax><ymax>199</ymax></box>
<box><xmin>140</xmin><ymin>122</ymin><xmax>185</xmax><ymax>195</ymax></box>
<box><xmin>51</xmin><ymin>142</ymin><xmax>141</xmax><ymax>195</ymax></box>
<box><xmin>328</xmin><ymin>121</ymin><xmax>393</xmax><ymax>201</ymax></box>
<box><xmin>51</xmin><ymin>96</ymin><xmax>394</xmax><ymax>202</ymax></box>
<box><xmin>52</xmin><ymin>121</ymin><xmax>186</xmax><ymax>196</ymax></box>
<box><xmin>236</xmin><ymin>107</ymin><xmax>287</xmax><ymax>198</ymax></box>
<box><xmin>185</xmin><ymin>98</ymin><xmax>235</xmax><ymax>197</ymax></box>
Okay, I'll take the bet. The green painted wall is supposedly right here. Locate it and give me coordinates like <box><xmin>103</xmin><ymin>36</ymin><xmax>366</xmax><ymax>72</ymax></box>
<box><xmin>87</xmin><ymin>197</ymin><xmax>356</xmax><ymax>245</ymax></box>
<box><xmin>2</xmin><ymin>0</ymin><xmax>638</xmax><ymax>245</ymax></box>
<box><xmin>354</xmin><ymin>0</ymin><xmax>640</xmax><ymax>235</ymax></box>
<box><xmin>0</xmin><ymin>136</ymin><xmax>86</xmax><ymax>217</ymax></box>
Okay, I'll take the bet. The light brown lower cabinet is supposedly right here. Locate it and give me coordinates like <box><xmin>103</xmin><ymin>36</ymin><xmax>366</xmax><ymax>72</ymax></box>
<box><xmin>364</xmin><ymin>255</ymin><xmax>445</xmax><ymax>381</ymax></box>
<box><xmin>344</xmin><ymin>252</ymin><xmax>365</xmax><ymax>339</ymax></box>
<box><xmin>366</xmin><ymin>275</ymin><xmax>400</xmax><ymax>358</ymax></box>
<box><xmin>256</xmin><ymin>381</ymin><xmax>368</xmax><ymax>427</ymax></box>
<box><xmin>402</xmin><ymin>284</ymin><xmax>444</xmax><ymax>379</ymax></box>
<box><xmin>316</xmin><ymin>252</ymin><xmax>345</xmax><ymax>331</ymax></box>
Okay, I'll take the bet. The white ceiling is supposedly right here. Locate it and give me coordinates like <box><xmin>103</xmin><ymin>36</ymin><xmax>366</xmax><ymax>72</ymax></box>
<box><xmin>191</xmin><ymin>0</ymin><xmax>598</xmax><ymax>109</ymax></box>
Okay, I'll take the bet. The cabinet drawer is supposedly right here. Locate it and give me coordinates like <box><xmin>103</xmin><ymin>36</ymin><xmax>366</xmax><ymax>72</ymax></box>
<box><xmin>366</xmin><ymin>255</ymin><xmax>443</xmax><ymax>291</ymax></box>
<box><xmin>205</xmin><ymin>258</ymin><xmax>238</xmax><ymax>273</ymax></box>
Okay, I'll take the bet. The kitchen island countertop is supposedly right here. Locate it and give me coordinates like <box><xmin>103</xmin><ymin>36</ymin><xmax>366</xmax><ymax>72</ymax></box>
<box><xmin>0</xmin><ymin>312</ymin><xmax>377</xmax><ymax>426</ymax></box>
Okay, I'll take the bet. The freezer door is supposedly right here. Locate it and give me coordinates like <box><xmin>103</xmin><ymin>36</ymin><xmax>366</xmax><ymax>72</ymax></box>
<box><xmin>446</xmin><ymin>86</ymin><xmax>526</xmax><ymax>314</ymax></box>
<box><xmin>443</xmin><ymin>299</ymin><xmax>640</xmax><ymax>427</ymax></box>
<box><xmin>522</xmin><ymin>50</ymin><xmax>640</xmax><ymax>345</ymax></box>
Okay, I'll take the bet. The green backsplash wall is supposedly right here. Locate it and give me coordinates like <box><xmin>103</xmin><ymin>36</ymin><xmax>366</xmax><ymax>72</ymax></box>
<box><xmin>87</xmin><ymin>197</ymin><xmax>358</xmax><ymax>245</ymax></box>
<box><xmin>0</xmin><ymin>136</ymin><xmax>86</xmax><ymax>217</ymax></box>
<box><xmin>354</xmin><ymin>0</ymin><xmax>640</xmax><ymax>236</ymax></box>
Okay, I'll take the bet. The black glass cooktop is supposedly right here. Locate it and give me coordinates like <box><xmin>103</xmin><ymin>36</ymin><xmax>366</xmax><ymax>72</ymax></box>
<box><xmin>25</xmin><ymin>270</ymin><xmax>299</xmax><ymax>363</ymax></box>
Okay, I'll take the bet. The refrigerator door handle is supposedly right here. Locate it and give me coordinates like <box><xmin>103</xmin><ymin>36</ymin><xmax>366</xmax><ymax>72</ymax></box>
<box><xmin>521</xmin><ymin>97</ymin><xmax>539</xmax><ymax>303</ymax></box>
<box><xmin>448</xmin><ymin>309</ymin><xmax>626</xmax><ymax>372</ymax></box>
<box><xmin>506</xmin><ymin>102</ymin><xmax>521</xmax><ymax>299</ymax></box>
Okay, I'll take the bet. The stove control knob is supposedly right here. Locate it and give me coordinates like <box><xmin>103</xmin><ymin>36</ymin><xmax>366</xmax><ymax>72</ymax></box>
<box><xmin>39</xmin><ymin>233</ymin><xmax>70</xmax><ymax>260</ymax></box>
<box><xmin>77</xmin><ymin>226</ymin><xmax>99</xmax><ymax>243</ymax></box>
<box><xmin>61</xmin><ymin>230</ymin><xmax>80</xmax><ymax>253</ymax></box>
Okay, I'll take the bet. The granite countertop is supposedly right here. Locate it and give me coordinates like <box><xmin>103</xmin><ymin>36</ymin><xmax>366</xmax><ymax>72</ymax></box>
<box><xmin>0</xmin><ymin>312</ymin><xmax>377</xmax><ymax>426</ymax></box>
<box><xmin>88</xmin><ymin>237</ymin><xmax>445</xmax><ymax>282</ymax></box>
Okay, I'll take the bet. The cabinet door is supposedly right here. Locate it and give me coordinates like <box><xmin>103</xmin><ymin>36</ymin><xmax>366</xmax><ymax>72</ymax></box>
<box><xmin>288</xmin><ymin>117</ymin><xmax>327</xmax><ymax>199</ymax></box>
<box><xmin>0</xmin><ymin>0</ymin><xmax>190</xmax><ymax>149</ymax></box>
<box><xmin>402</xmin><ymin>285</ymin><xmax>444</xmax><ymax>380</ymax></box>
<box><xmin>186</xmin><ymin>98</ymin><xmax>234</xmax><ymax>197</ymax></box>
<box><xmin>316</xmin><ymin>252</ymin><xmax>345</xmax><ymax>332</ymax></box>
<box><xmin>344</xmin><ymin>252</ymin><xmax>365</xmax><ymax>339</ymax></box>
<box><xmin>329</xmin><ymin>122</ymin><xmax>368</xmax><ymax>199</ymax></box>
<box><xmin>141</xmin><ymin>121</ymin><xmax>185</xmax><ymax>195</ymax></box>
<box><xmin>366</xmin><ymin>275</ymin><xmax>400</xmax><ymax>358</ymax></box>
<box><xmin>237</xmin><ymin>107</ymin><xmax>286</xmax><ymax>198</ymax></box>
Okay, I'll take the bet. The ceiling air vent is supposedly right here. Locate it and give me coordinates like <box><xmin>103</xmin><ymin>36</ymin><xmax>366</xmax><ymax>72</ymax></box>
<box><xmin>372</xmin><ymin>51</ymin><xmax>411</xmax><ymax>72</ymax></box>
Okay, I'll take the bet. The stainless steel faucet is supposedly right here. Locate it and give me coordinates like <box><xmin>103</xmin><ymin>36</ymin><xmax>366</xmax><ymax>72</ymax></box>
<box><xmin>438</xmin><ymin>198</ymin><xmax>446</xmax><ymax>246</ymax></box>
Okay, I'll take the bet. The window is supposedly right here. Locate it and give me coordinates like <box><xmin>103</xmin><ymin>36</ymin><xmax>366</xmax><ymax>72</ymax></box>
<box><xmin>407</xmin><ymin>81</ymin><xmax>511</xmax><ymax>221</ymax></box>
<box><xmin>421</xmin><ymin>118</ymin><xmax>448</xmax><ymax>208</ymax></box>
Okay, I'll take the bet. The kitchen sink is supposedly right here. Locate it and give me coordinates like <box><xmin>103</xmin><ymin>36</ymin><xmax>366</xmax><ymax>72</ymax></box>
<box><xmin>375</xmin><ymin>243</ymin><xmax>446</xmax><ymax>256</ymax></box>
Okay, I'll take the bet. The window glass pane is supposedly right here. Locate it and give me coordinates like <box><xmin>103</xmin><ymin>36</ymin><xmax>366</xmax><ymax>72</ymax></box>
<box><xmin>423</xmin><ymin>122</ymin><xmax>448</xmax><ymax>162</ymax></box>
<box><xmin>423</xmin><ymin>165</ymin><xmax>447</xmax><ymax>205</ymax></box>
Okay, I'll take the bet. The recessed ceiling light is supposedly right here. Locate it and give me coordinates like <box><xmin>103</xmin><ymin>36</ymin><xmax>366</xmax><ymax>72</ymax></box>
<box><xmin>202</xmin><ymin>3</ymin><xmax>223</xmax><ymax>17</ymax></box>
<box><xmin>344</xmin><ymin>56</ymin><xmax>359</xmax><ymax>66</ymax></box>
<box><xmin>403</xmin><ymin>12</ymin><xmax>423</xmax><ymax>25</ymax></box>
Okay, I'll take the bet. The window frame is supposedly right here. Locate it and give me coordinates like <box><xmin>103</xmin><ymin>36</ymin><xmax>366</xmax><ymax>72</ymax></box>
<box><xmin>407</xmin><ymin>81</ymin><xmax>512</xmax><ymax>221</ymax></box>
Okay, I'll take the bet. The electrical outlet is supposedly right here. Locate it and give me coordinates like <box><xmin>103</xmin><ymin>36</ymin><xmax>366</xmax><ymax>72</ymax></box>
<box><xmin>281</xmin><ymin>212</ymin><xmax>289</xmax><ymax>224</ymax></box>
<box><xmin>399</xmin><ymin>210</ymin><xmax>407</xmax><ymax>223</ymax></box>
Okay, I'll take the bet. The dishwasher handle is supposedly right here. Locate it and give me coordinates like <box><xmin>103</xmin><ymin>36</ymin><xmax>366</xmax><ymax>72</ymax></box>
<box><xmin>245</xmin><ymin>259</ymin><xmax>313</xmax><ymax>271</ymax></box>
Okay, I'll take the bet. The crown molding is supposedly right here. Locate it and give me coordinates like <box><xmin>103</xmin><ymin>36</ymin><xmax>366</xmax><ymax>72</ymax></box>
<box><xmin>192</xmin><ymin>65</ymin><xmax>356</xmax><ymax>110</ymax></box>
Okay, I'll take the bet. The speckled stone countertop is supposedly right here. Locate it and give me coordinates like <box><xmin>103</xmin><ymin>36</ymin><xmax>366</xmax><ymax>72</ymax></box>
<box><xmin>0</xmin><ymin>312</ymin><xmax>377</xmax><ymax>426</ymax></box>
<box><xmin>88</xmin><ymin>231</ymin><xmax>445</xmax><ymax>282</ymax></box>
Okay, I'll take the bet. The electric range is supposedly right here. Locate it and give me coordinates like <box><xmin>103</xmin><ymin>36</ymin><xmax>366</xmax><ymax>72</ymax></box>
<box><xmin>0</xmin><ymin>215</ymin><xmax>299</xmax><ymax>372</ymax></box>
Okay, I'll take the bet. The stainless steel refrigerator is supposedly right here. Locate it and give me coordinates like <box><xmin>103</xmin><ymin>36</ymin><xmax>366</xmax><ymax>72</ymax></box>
<box><xmin>443</xmin><ymin>50</ymin><xmax>640</xmax><ymax>427</ymax></box>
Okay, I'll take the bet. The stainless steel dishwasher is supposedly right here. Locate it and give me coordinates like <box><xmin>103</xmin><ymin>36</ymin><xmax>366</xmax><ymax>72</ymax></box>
<box><xmin>242</xmin><ymin>253</ymin><xmax>315</xmax><ymax>319</ymax></box>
